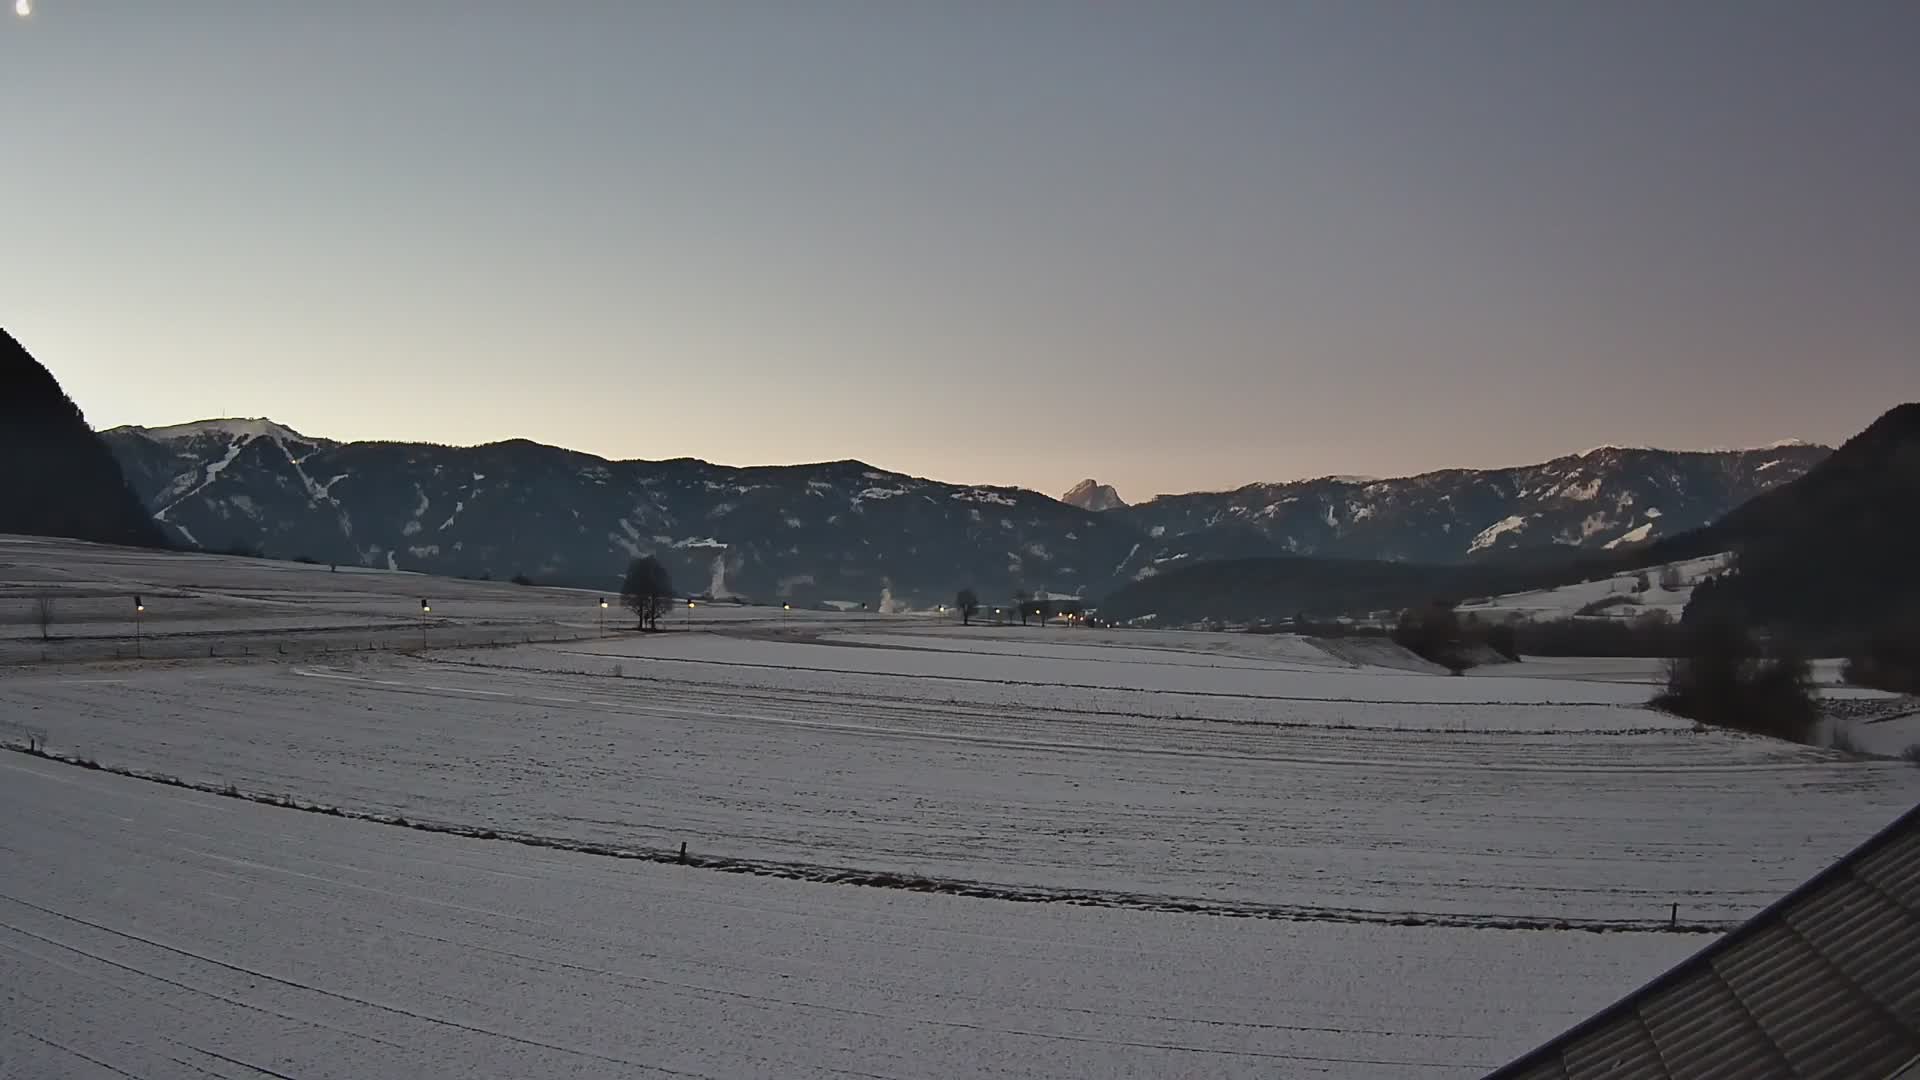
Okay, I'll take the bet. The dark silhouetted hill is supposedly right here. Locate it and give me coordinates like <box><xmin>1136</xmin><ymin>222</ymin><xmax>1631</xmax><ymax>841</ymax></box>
<box><xmin>1656</xmin><ymin>403</ymin><xmax>1920</xmax><ymax>640</ymax></box>
<box><xmin>0</xmin><ymin>330</ymin><xmax>170</xmax><ymax>549</ymax></box>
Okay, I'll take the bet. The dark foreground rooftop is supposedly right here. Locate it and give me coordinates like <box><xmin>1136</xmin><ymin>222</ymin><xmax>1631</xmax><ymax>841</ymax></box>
<box><xmin>1489</xmin><ymin>801</ymin><xmax>1920</xmax><ymax>1079</ymax></box>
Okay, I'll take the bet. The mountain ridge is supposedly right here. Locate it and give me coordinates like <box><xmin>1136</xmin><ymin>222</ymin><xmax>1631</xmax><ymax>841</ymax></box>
<box><xmin>106</xmin><ymin>416</ymin><xmax>1826</xmax><ymax>506</ymax></box>
<box><xmin>98</xmin><ymin>412</ymin><xmax>1829</xmax><ymax>606</ymax></box>
<box><xmin>1099</xmin><ymin>403</ymin><xmax>1916</xmax><ymax>630</ymax></box>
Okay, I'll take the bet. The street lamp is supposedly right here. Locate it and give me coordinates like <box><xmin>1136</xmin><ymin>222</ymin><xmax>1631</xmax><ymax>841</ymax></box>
<box><xmin>134</xmin><ymin>595</ymin><xmax>144</xmax><ymax>657</ymax></box>
<box><xmin>599</xmin><ymin>597</ymin><xmax>608</xmax><ymax>635</ymax></box>
<box><xmin>686</xmin><ymin>599</ymin><xmax>695</xmax><ymax>629</ymax></box>
<box><xmin>419</xmin><ymin>598</ymin><xmax>430</xmax><ymax>649</ymax></box>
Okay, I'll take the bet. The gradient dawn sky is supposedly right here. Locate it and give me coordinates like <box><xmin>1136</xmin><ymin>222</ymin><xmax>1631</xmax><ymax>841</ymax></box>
<box><xmin>3</xmin><ymin>3</ymin><xmax>1915</xmax><ymax>500</ymax></box>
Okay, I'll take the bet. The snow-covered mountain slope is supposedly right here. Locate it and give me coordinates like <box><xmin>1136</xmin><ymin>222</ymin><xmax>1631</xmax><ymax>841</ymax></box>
<box><xmin>101</xmin><ymin>420</ymin><xmax>1826</xmax><ymax>603</ymax></box>
<box><xmin>103</xmin><ymin>421</ymin><xmax>1131</xmax><ymax>605</ymax></box>
<box><xmin>1108</xmin><ymin>444</ymin><xmax>1827</xmax><ymax>581</ymax></box>
<box><xmin>1455</xmin><ymin>553</ymin><xmax>1731</xmax><ymax>623</ymax></box>
<box><xmin>1061</xmin><ymin>479</ymin><xmax>1126</xmax><ymax>512</ymax></box>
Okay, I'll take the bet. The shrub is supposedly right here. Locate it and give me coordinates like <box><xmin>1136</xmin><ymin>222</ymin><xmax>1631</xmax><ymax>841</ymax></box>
<box><xmin>1393</xmin><ymin>602</ymin><xmax>1472</xmax><ymax>672</ymax></box>
<box><xmin>1842</xmin><ymin>620</ymin><xmax>1920</xmax><ymax>694</ymax></box>
<box><xmin>1652</xmin><ymin>620</ymin><xmax>1819</xmax><ymax>744</ymax></box>
<box><xmin>511</xmin><ymin>573</ymin><xmax>534</xmax><ymax>587</ymax></box>
<box><xmin>1513</xmin><ymin>614</ymin><xmax>1690</xmax><ymax>658</ymax></box>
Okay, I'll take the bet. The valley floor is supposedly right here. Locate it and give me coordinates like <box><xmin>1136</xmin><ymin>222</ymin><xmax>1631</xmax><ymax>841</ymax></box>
<box><xmin>4</xmin><ymin>537</ymin><xmax>1919</xmax><ymax>1077</ymax></box>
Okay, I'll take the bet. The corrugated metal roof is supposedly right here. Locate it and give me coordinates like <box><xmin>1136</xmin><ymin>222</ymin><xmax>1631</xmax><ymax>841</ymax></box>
<box><xmin>1488</xmin><ymin>802</ymin><xmax>1920</xmax><ymax>1080</ymax></box>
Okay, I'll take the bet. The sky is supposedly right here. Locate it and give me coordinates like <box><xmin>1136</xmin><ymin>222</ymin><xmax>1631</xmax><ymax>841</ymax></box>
<box><xmin>3</xmin><ymin>2</ymin><xmax>1916</xmax><ymax>500</ymax></box>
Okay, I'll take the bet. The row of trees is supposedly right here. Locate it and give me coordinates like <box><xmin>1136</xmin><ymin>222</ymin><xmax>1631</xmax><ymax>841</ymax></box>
<box><xmin>616</xmin><ymin>563</ymin><xmax>1078</xmax><ymax>631</ymax></box>
<box><xmin>952</xmin><ymin>587</ymin><xmax>1082</xmax><ymax>627</ymax></box>
<box><xmin>1654</xmin><ymin>619</ymin><xmax>1820</xmax><ymax>743</ymax></box>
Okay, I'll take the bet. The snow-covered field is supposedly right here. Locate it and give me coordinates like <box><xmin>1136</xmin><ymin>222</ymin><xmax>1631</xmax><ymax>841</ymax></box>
<box><xmin>0</xmin><ymin>534</ymin><xmax>890</xmax><ymax>662</ymax></box>
<box><xmin>0</xmin><ymin>754</ymin><xmax>1702</xmax><ymax>1078</ymax></box>
<box><xmin>11</xmin><ymin>623</ymin><xmax>1918</xmax><ymax>926</ymax></box>
<box><xmin>6</xmin><ymin>538</ymin><xmax>1920</xmax><ymax>1078</ymax></box>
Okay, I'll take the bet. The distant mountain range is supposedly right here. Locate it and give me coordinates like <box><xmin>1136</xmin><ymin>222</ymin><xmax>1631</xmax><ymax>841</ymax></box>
<box><xmin>97</xmin><ymin>412</ymin><xmax>1826</xmax><ymax>606</ymax></box>
<box><xmin>1103</xmin><ymin>442</ymin><xmax>1828</xmax><ymax>582</ymax></box>
<box><xmin>102</xmin><ymin>418</ymin><xmax>1136</xmax><ymax>606</ymax></box>
<box><xmin>1102</xmin><ymin>405</ymin><xmax>1917</xmax><ymax>633</ymax></box>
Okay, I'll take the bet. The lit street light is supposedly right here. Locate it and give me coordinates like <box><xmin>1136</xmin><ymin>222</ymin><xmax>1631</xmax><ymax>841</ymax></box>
<box><xmin>599</xmin><ymin>597</ymin><xmax>608</xmax><ymax>635</ymax></box>
<box><xmin>134</xmin><ymin>595</ymin><xmax>144</xmax><ymax>657</ymax></box>
<box><xmin>419</xmin><ymin>598</ymin><xmax>431</xmax><ymax>649</ymax></box>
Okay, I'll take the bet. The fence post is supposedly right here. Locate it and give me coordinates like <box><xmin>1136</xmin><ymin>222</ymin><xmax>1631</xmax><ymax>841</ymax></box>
<box><xmin>1670</xmin><ymin>902</ymin><xmax>1678</xmax><ymax>929</ymax></box>
<box><xmin>678</xmin><ymin>841</ymin><xmax>688</xmax><ymax>865</ymax></box>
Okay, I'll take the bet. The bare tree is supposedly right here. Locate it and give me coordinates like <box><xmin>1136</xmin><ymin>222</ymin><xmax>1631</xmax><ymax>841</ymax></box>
<box><xmin>34</xmin><ymin>596</ymin><xmax>54</xmax><ymax>642</ymax></box>
<box><xmin>621</xmin><ymin>556</ymin><xmax>675</xmax><ymax>632</ymax></box>
<box><xmin>1013</xmin><ymin>588</ymin><xmax>1030</xmax><ymax>627</ymax></box>
<box><xmin>955</xmin><ymin>588</ymin><xmax>980</xmax><ymax>626</ymax></box>
<box><xmin>1658</xmin><ymin>564</ymin><xmax>1684</xmax><ymax>592</ymax></box>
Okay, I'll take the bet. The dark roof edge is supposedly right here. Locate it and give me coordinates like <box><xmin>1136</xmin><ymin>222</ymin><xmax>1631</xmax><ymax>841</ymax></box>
<box><xmin>1485</xmin><ymin>798</ymin><xmax>1920</xmax><ymax>1079</ymax></box>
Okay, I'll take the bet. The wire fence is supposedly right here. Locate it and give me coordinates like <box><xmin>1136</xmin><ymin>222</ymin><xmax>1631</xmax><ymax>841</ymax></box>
<box><xmin>0</xmin><ymin>624</ymin><xmax>609</xmax><ymax>666</ymax></box>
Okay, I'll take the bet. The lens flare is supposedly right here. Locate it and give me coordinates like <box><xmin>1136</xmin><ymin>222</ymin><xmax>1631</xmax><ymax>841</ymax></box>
<box><xmin>14</xmin><ymin>0</ymin><xmax>30</xmax><ymax>17</ymax></box>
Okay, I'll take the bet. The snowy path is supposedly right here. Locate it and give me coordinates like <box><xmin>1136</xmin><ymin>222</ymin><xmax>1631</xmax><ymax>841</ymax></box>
<box><xmin>0</xmin><ymin>754</ymin><xmax>1699</xmax><ymax>1079</ymax></box>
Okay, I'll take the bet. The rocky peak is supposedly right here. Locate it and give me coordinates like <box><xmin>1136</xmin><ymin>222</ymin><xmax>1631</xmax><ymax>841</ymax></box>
<box><xmin>1062</xmin><ymin>479</ymin><xmax>1126</xmax><ymax>512</ymax></box>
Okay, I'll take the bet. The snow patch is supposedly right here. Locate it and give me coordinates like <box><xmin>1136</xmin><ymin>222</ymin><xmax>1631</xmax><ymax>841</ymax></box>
<box><xmin>1560</xmin><ymin>477</ymin><xmax>1603</xmax><ymax>501</ymax></box>
<box><xmin>136</xmin><ymin>417</ymin><xmax>312</xmax><ymax>444</ymax></box>
<box><xmin>1603</xmin><ymin>522</ymin><xmax>1655</xmax><ymax>549</ymax></box>
<box><xmin>1468</xmin><ymin>515</ymin><xmax>1528</xmax><ymax>553</ymax></box>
